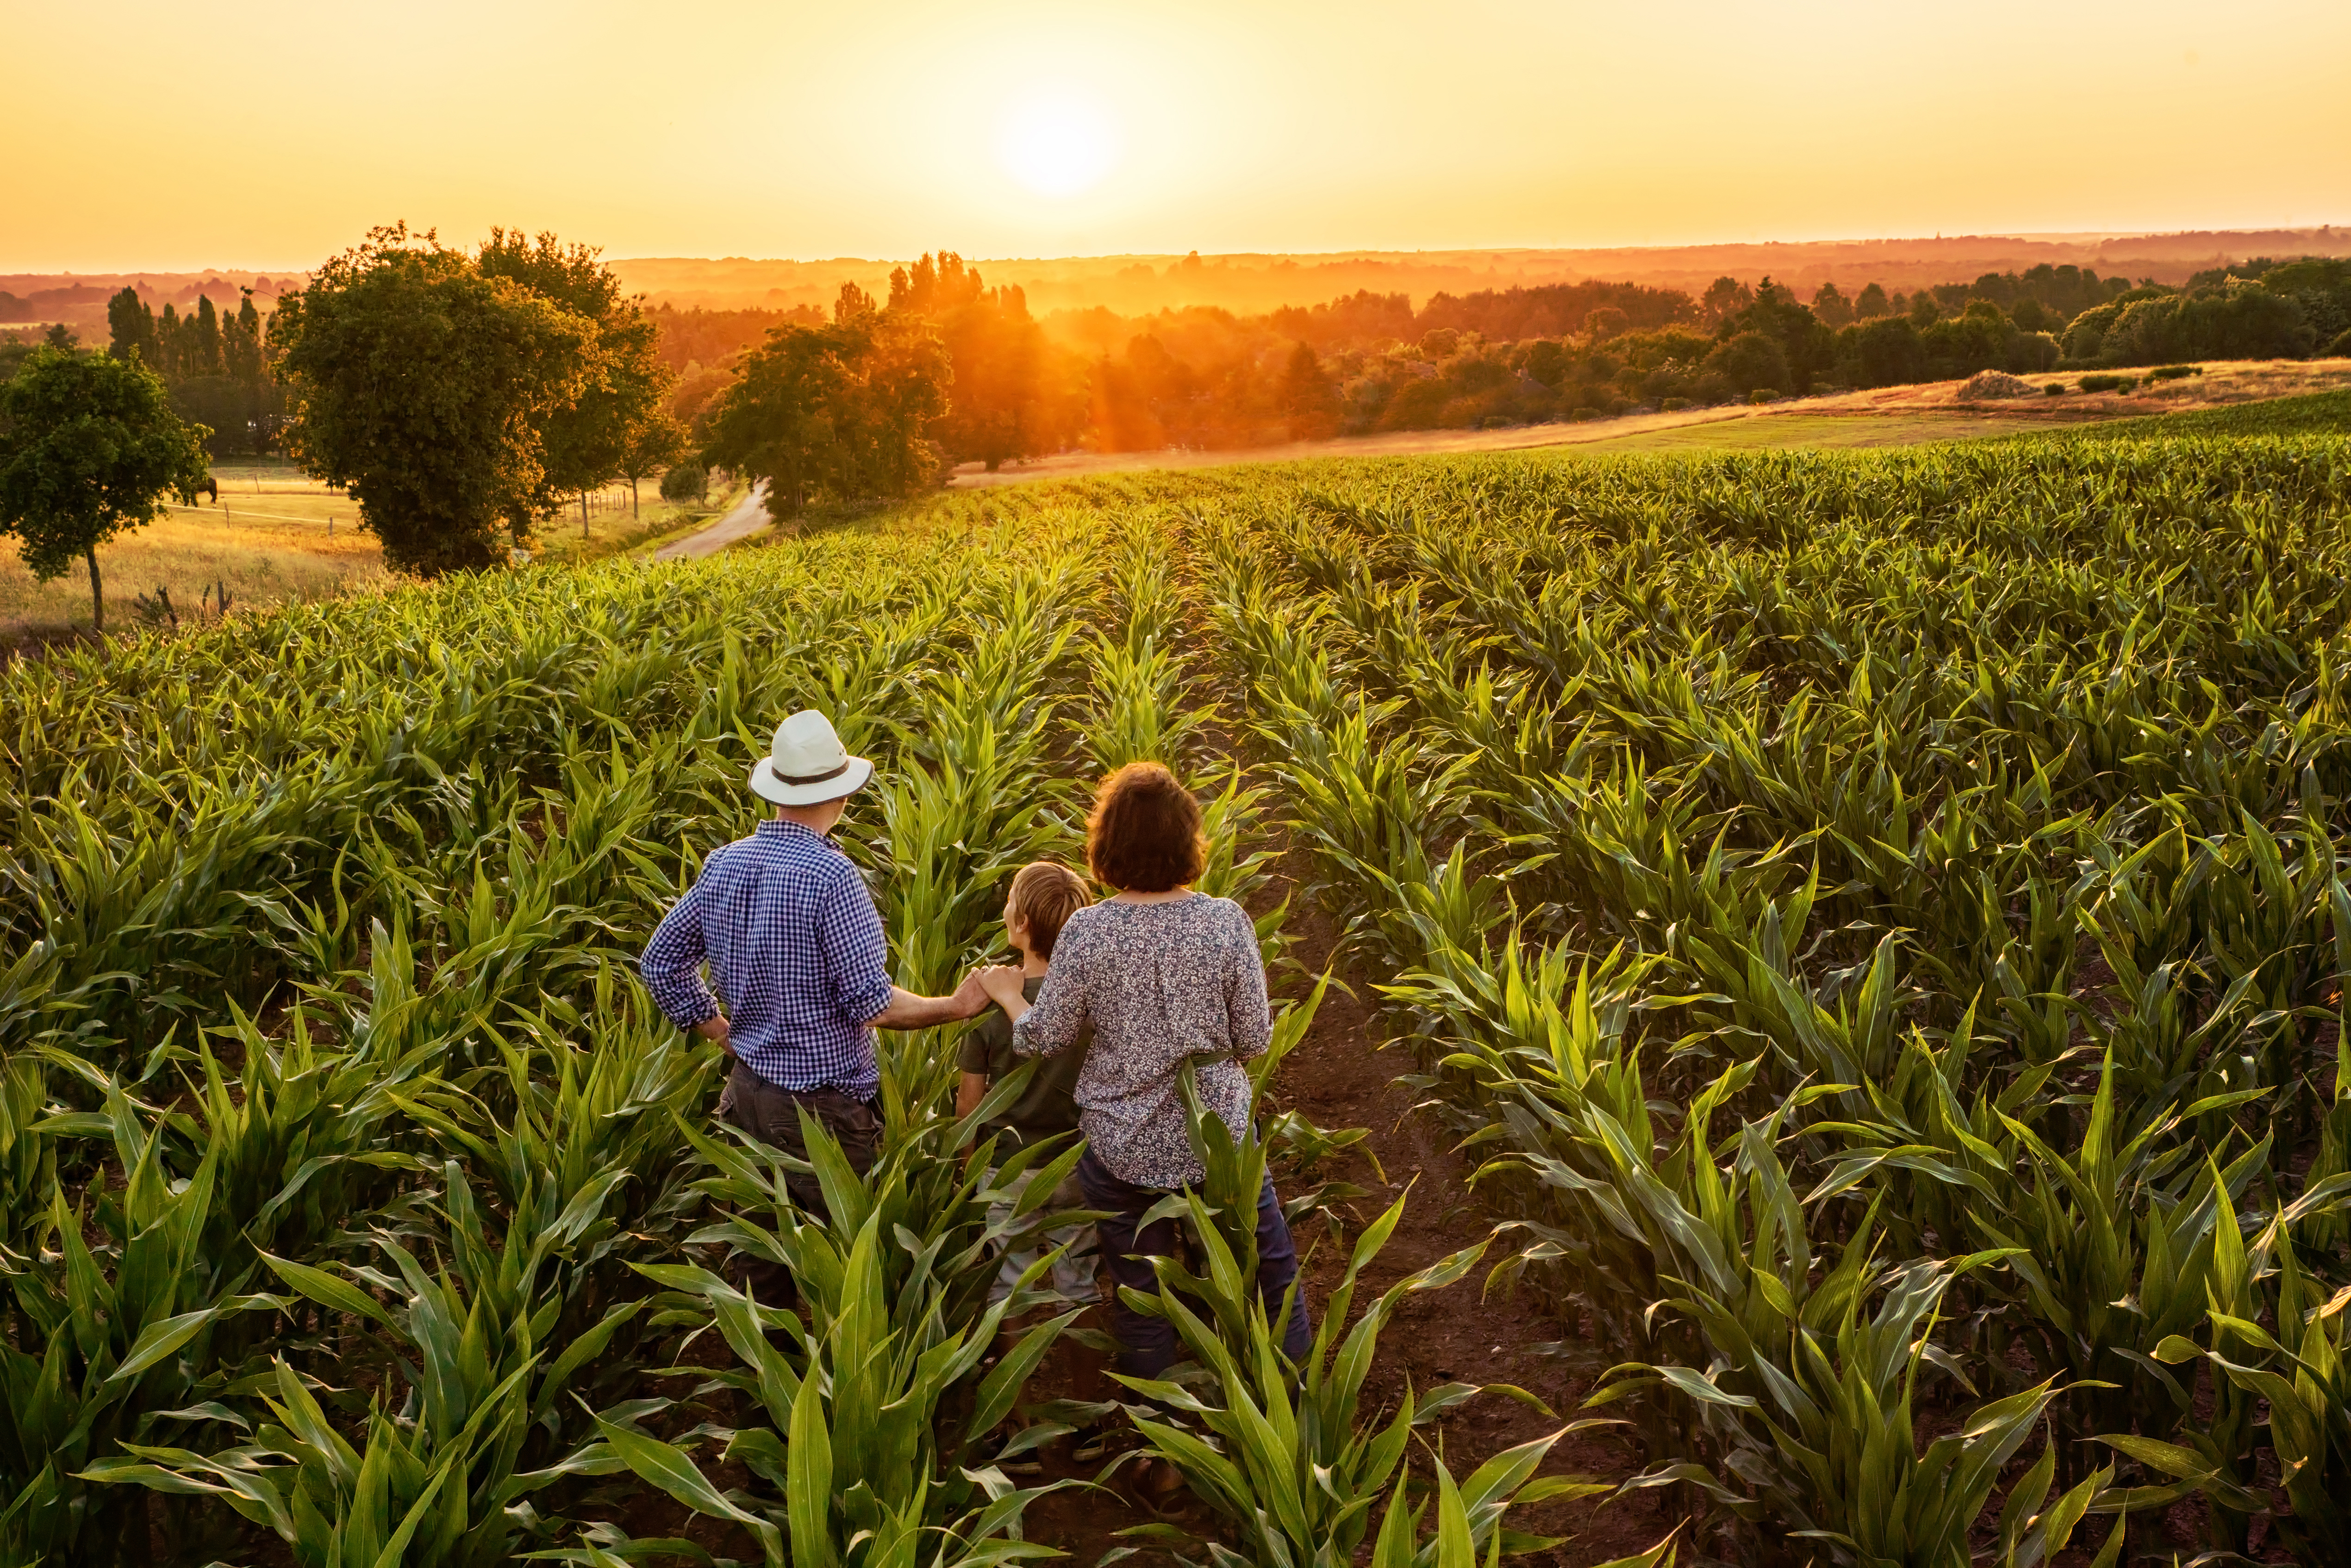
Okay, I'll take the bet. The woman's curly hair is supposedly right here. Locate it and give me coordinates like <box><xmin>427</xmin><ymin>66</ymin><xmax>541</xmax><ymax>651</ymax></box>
<box><xmin>1085</xmin><ymin>762</ymin><xmax>1207</xmax><ymax>893</ymax></box>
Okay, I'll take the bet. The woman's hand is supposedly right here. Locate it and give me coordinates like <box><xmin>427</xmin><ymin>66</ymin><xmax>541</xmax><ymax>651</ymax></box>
<box><xmin>977</xmin><ymin>964</ymin><xmax>1029</xmax><ymax>1010</ymax></box>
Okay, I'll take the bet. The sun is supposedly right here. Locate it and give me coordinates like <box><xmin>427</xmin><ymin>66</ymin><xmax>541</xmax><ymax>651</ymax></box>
<box><xmin>995</xmin><ymin>92</ymin><xmax>1122</xmax><ymax>199</ymax></box>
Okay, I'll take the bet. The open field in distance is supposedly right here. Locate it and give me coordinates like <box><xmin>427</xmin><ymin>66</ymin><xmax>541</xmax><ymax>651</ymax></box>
<box><xmin>948</xmin><ymin>357</ymin><xmax>2351</xmax><ymax>486</ymax></box>
<box><xmin>0</xmin><ymin>464</ymin><xmax>723</xmax><ymax>639</ymax></box>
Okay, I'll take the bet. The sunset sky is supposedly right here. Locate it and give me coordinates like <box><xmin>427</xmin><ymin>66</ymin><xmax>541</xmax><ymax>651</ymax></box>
<box><xmin>8</xmin><ymin>0</ymin><xmax>2347</xmax><ymax>272</ymax></box>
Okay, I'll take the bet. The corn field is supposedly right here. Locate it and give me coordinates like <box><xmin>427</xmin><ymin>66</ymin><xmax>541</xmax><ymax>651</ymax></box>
<box><xmin>2</xmin><ymin>430</ymin><xmax>2348</xmax><ymax>1566</ymax></box>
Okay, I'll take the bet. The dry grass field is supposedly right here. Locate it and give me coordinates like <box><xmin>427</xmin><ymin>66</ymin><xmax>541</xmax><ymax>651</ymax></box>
<box><xmin>0</xmin><ymin>463</ymin><xmax>721</xmax><ymax>640</ymax></box>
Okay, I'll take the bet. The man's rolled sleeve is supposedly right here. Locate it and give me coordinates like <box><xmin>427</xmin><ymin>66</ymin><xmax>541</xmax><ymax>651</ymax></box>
<box><xmin>817</xmin><ymin>870</ymin><xmax>895</xmax><ymax>1025</ymax></box>
<box><xmin>641</xmin><ymin>875</ymin><xmax>719</xmax><ymax>1028</ymax></box>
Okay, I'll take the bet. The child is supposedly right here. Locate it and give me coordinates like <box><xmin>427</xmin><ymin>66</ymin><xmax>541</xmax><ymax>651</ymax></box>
<box><xmin>958</xmin><ymin>861</ymin><xmax>1099</xmax><ymax>1309</ymax></box>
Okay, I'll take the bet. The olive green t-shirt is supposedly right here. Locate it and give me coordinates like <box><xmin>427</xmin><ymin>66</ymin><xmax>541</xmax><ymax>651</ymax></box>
<box><xmin>960</xmin><ymin>975</ymin><xmax>1090</xmax><ymax>1148</ymax></box>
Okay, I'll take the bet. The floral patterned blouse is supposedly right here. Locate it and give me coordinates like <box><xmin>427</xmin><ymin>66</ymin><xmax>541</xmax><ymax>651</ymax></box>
<box><xmin>1010</xmin><ymin>893</ymin><xmax>1270</xmax><ymax>1188</ymax></box>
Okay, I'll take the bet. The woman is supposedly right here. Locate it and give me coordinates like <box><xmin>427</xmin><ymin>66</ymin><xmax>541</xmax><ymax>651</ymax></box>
<box><xmin>977</xmin><ymin>761</ymin><xmax>1314</xmax><ymax>1383</ymax></box>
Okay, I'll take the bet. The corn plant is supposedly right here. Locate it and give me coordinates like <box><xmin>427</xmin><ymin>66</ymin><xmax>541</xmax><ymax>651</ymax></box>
<box><xmin>1117</xmin><ymin>1188</ymin><xmax>1608</xmax><ymax>1568</ymax></box>
<box><xmin>84</xmin><ymin>1159</ymin><xmax>645</xmax><ymax>1566</ymax></box>
<box><xmin>590</xmin><ymin>1097</ymin><xmax>1079</xmax><ymax>1568</ymax></box>
<box><xmin>0</xmin><ymin>1083</ymin><xmax>263</xmax><ymax>1567</ymax></box>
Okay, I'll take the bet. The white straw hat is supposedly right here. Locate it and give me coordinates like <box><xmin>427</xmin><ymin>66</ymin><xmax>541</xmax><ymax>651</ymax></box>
<box><xmin>749</xmin><ymin>710</ymin><xmax>874</xmax><ymax>806</ymax></box>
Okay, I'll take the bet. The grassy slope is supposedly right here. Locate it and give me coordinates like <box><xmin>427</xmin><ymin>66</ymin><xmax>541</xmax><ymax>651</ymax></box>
<box><xmin>2063</xmin><ymin>385</ymin><xmax>2351</xmax><ymax>438</ymax></box>
<box><xmin>1552</xmin><ymin>408</ymin><xmax>2073</xmax><ymax>453</ymax></box>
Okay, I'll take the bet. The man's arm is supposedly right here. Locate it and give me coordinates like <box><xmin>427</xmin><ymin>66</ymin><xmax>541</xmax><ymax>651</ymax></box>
<box><xmin>819</xmin><ymin>871</ymin><xmax>988</xmax><ymax>1032</ymax></box>
<box><xmin>869</xmin><ymin>975</ymin><xmax>990</xmax><ymax>1030</ymax></box>
<box><xmin>641</xmin><ymin>873</ymin><xmax>722</xmax><ymax>1033</ymax></box>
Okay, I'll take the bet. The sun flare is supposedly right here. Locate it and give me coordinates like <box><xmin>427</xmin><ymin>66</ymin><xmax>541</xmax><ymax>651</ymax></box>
<box><xmin>994</xmin><ymin>92</ymin><xmax>1122</xmax><ymax>199</ymax></box>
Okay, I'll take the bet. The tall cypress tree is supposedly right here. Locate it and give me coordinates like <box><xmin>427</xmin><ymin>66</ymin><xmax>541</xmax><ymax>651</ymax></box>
<box><xmin>106</xmin><ymin>288</ymin><xmax>158</xmax><ymax>365</ymax></box>
<box><xmin>227</xmin><ymin>290</ymin><xmax>265</xmax><ymax>385</ymax></box>
<box><xmin>156</xmin><ymin>304</ymin><xmax>181</xmax><ymax>377</ymax></box>
<box><xmin>190</xmin><ymin>295</ymin><xmax>224</xmax><ymax>376</ymax></box>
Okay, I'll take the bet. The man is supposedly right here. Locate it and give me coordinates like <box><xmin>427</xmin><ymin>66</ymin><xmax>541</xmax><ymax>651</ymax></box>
<box><xmin>641</xmin><ymin>709</ymin><xmax>987</xmax><ymax>1221</ymax></box>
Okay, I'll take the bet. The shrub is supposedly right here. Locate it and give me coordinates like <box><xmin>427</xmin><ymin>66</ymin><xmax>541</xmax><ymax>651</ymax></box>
<box><xmin>2044</xmin><ymin>383</ymin><xmax>2065</xmax><ymax>395</ymax></box>
<box><xmin>2079</xmin><ymin>373</ymin><xmax>2137</xmax><ymax>392</ymax></box>
<box><xmin>1846</xmin><ymin>316</ymin><xmax>1927</xmax><ymax>388</ymax></box>
<box><xmin>1660</xmin><ymin>396</ymin><xmax>1691</xmax><ymax>412</ymax></box>
<box><xmin>2147</xmin><ymin>364</ymin><xmax>2202</xmax><ymax>381</ymax></box>
<box><xmin>1748</xmin><ymin>387</ymin><xmax>1780</xmax><ymax>405</ymax></box>
<box><xmin>658</xmin><ymin>462</ymin><xmax>708</xmax><ymax>503</ymax></box>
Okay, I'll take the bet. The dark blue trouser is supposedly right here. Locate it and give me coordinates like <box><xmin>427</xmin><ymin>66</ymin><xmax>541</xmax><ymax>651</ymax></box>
<box><xmin>1078</xmin><ymin>1147</ymin><xmax>1314</xmax><ymax>1380</ymax></box>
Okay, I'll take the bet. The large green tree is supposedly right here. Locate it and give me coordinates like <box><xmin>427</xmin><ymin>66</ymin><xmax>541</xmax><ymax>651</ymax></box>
<box><xmin>477</xmin><ymin>228</ymin><xmax>675</xmax><ymax>530</ymax></box>
<box><xmin>0</xmin><ymin>347</ymin><xmax>211</xmax><ymax>630</ymax></box>
<box><xmin>702</xmin><ymin>286</ymin><xmax>948</xmax><ymax>515</ymax></box>
<box><xmin>270</xmin><ymin>224</ymin><xmax>595</xmax><ymax>575</ymax></box>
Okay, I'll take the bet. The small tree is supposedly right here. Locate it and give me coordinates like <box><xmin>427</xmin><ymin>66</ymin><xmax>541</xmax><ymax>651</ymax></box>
<box><xmin>0</xmin><ymin>348</ymin><xmax>211</xmax><ymax>631</ymax></box>
<box><xmin>618</xmin><ymin>412</ymin><xmax>687</xmax><ymax>516</ymax></box>
<box><xmin>1701</xmin><ymin>276</ymin><xmax>1755</xmax><ymax>325</ymax></box>
<box><xmin>1702</xmin><ymin>330</ymin><xmax>1791</xmax><ymax>398</ymax></box>
<box><xmin>658</xmin><ymin>460</ymin><xmax>707</xmax><ymax>504</ymax></box>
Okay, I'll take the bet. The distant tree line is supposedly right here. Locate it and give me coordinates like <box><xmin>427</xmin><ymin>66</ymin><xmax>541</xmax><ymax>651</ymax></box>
<box><xmin>647</xmin><ymin>250</ymin><xmax>2351</xmax><ymax>464</ymax></box>
<box><xmin>2060</xmin><ymin>258</ymin><xmax>2351</xmax><ymax>367</ymax></box>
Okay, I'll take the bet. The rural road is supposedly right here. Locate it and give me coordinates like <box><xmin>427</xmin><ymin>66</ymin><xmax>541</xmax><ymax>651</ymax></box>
<box><xmin>655</xmin><ymin>480</ymin><xmax>772</xmax><ymax>560</ymax></box>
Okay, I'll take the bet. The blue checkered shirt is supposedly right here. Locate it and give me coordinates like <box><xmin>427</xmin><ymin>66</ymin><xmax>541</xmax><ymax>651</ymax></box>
<box><xmin>640</xmin><ymin>819</ymin><xmax>894</xmax><ymax>1099</ymax></box>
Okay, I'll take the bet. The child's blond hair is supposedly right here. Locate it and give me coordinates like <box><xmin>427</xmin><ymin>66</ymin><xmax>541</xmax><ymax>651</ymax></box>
<box><xmin>1008</xmin><ymin>862</ymin><xmax>1091</xmax><ymax>958</ymax></box>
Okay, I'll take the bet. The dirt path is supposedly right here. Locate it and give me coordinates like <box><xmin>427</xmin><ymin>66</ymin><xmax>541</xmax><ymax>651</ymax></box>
<box><xmin>654</xmin><ymin>480</ymin><xmax>773</xmax><ymax>560</ymax></box>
